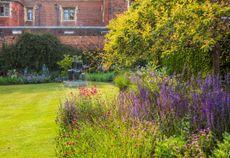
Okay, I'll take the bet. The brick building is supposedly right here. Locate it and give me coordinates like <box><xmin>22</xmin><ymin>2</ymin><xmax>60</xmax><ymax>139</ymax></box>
<box><xmin>0</xmin><ymin>0</ymin><xmax>131</xmax><ymax>49</ymax></box>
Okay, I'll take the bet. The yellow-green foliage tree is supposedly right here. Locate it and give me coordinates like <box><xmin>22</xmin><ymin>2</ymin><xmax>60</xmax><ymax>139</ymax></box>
<box><xmin>104</xmin><ymin>0</ymin><xmax>230</xmax><ymax>75</ymax></box>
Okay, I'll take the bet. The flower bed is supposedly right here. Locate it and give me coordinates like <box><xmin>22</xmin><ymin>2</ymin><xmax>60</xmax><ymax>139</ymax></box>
<box><xmin>56</xmin><ymin>73</ymin><xmax>230</xmax><ymax>157</ymax></box>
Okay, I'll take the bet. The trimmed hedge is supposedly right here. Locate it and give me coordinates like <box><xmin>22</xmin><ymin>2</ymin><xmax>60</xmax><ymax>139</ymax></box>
<box><xmin>85</xmin><ymin>72</ymin><xmax>115</xmax><ymax>82</ymax></box>
<box><xmin>1</xmin><ymin>32</ymin><xmax>64</xmax><ymax>73</ymax></box>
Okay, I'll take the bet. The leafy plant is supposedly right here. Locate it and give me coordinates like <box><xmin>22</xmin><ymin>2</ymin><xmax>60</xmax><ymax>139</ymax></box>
<box><xmin>85</xmin><ymin>72</ymin><xmax>115</xmax><ymax>82</ymax></box>
<box><xmin>57</xmin><ymin>55</ymin><xmax>74</xmax><ymax>77</ymax></box>
<box><xmin>212</xmin><ymin>133</ymin><xmax>230</xmax><ymax>158</ymax></box>
<box><xmin>154</xmin><ymin>136</ymin><xmax>185</xmax><ymax>158</ymax></box>
<box><xmin>0</xmin><ymin>76</ymin><xmax>23</xmax><ymax>85</ymax></box>
<box><xmin>82</xmin><ymin>50</ymin><xmax>104</xmax><ymax>72</ymax></box>
<box><xmin>114</xmin><ymin>73</ymin><xmax>131</xmax><ymax>91</ymax></box>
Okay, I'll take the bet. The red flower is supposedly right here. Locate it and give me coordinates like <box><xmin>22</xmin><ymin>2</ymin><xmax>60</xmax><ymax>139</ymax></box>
<box><xmin>79</xmin><ymin>86</ymin><xmax>98</xmax><ymax>97</ymax></box>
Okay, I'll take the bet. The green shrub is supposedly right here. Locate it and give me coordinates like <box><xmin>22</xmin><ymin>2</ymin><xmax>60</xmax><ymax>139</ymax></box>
<box><xmin>212</xmin><ymin>133</ymin><xmax>230</xmax><ymax>158</ymax></box>
<box><xmin>0</xmin><ymin>50</ymin><xmax>5</xmax><ymax>75</ymax></box>
<box><xmin>85</xmin><ymin>72</ymin><xmax>115</xmax><ymax>82</ymax></box>
<box><xmin>154</xmin><ymin>136</ymin><xmax>185</xmax><ymax>158</ymax></box>
<box><xmin>61</xmin><ymin>45</ymin><xmax>82</xmax><ymax>57</ymax></box>
<box><xmin>1</xmin><ymin>32</ymin><xmax>64</xmax><ymax>72</ymax></box>
<box><xmin>82</xmin><ymin>50</ymin><xmax>103</xmax><ymax>72</ymax></box>
<box><xmin>57</xmin><ymin>50</ymin><xmax>108</xmax><ymax>76</ymax></box>
<box><xmin>131</xmin><ymin>66</ymin><xmax>167</xmax><ymax>92</ymax></box>
<box><xmin>0</xmin><ymin>69</ymin><xmax>22</xmax><ymax>85</ymax></box>
<box><xmin>0</xmin><ymin>76</ymin><xmax>23</xmax><ymax>85</ymax></box>
<box><xmin>57</xmin><ymin>55</ymin><xmax>74</xmax><ymax>77</ymax></box>
<box><xmin>104</xmin><ymin>0</ymin><xmax>230</xmax><ymax>75</ymax></box>
<box><xmin>220</xmin><ymin>34</ymin><xmax>230</xmax><ymax>75</ymax></box>
<box><xmin>162</xmin><ymin>49</ymin><xmax>211</xmax><ymax>77</ymax></box>
<box><xmin>114</xmin><ymin>73</ymin><xmax>131</xmax><ymax>91</ymax></box>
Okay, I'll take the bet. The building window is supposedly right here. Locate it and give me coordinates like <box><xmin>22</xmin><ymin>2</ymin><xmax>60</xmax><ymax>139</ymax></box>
<box><xmin>0</xmin><ymin>3</ymin><xmax>10</xmax><ymax>17</ymax></box>
<box><xmin>63</xmin><ymin>8</ymin><xmax>75</xmax><ymax>21</ymax></box>
<box><xmin>26</xmin><ymin>8</ymin><xmax>33</xmax><ymax>21</ymax></box>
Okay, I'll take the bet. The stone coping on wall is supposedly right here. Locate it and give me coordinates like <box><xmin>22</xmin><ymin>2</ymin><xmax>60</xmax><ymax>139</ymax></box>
<box><xmin>0</xmin><ymin>26</ymin><xmax>108</xmax><ymax>36</ymax></box>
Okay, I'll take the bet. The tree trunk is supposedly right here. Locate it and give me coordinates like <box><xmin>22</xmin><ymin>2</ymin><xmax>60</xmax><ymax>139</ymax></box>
<box><xmin>212</xmin><ymin>43</ymin><xmax>220</xmax><ymax>75</ymax></box>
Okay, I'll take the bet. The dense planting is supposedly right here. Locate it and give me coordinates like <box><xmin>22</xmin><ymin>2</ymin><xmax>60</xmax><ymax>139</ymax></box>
<box><xmin>118</xmin><ymin>71</ymin><xmax>230</xmax><ymax>138</ymax></box>
<box><xmin>56</xmin><ymin>71</ymin><xmax>230</xmax><ymax>157</ymax></box>
<box><xmin>56</xmin><ymin>87</ymin><xmax>155</xmax><ymax>157</ymax></box>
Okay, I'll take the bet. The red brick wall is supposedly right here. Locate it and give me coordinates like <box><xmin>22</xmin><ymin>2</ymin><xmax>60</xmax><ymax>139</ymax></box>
<box><xmin>10</xmin><ymin>0</ymin><xmax>106</xmax><ymax>26</ymax></box>
<box><xmin>0</xmin><ymin>35</ymin><xmax>16</xmax><ymax>46</ymax></box>
<box><xmin>110</xmin><ymin>0</ymin><xmax>128</xmax><ymax>19</ymax></box>
<box><xmin>103</xmin><ymin>0</ymin><xmax>110</xmax><ymax>25</ymax></box>
<box><xmin>0</xmin><ymin>0</ymin><xmax>128</xmax><ymax>50</ymax></box>
<box><xmin>0</xmin><ymin>0</ymin><xmax>128</xmax><ymax>27</ymax></box>
<box><xmin>0</xmin><ymin>2</ymin><xmax>24</xmax><ymax>26</ymax></box>
<box><xmin>59</xmin><ymin>35</ymin><xmax>104</xmax><ymax>50</ymax></box>
<box><xmin>74</xmin><ymin>1</ymin><xmax>104</xmax><ymax>26</ymax></box>
<box><xmin>0</xmin><ymin>34</ymin><xmax>104</xmax><ymax>50</ymax></box>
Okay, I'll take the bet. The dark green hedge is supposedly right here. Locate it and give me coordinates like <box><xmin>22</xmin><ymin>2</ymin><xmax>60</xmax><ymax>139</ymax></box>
<box><xmin>0</xmin><ymin>32</ymin><xmax>105</xmax><ymax>75</ymax></box>
<box><xmin>1</xmin><ymin>32</ymin><xmax>65</xmax><ymax>73</ymax></box>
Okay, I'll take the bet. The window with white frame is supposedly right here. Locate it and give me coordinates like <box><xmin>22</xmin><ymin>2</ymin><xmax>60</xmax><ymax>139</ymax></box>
<box><xmin>0</xmin><ymin>3</ymin><xmax>10</xmax><ymax>17</ymax></box>
<box><xmin>26</xmin><ymin>8</ymin><xmax>33</xmax><ymax>21</ymax></box>
<box><xmin>63</xmin><ymin>8</ymin><xmax>75</xmax><ymax>21</ymax></box>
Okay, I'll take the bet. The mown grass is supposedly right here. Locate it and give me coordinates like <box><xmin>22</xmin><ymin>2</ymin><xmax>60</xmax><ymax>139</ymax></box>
<box><xmin>0</xmin><ymin>82</ymin><xmax>118</xmax><ymax>158</ymax></box>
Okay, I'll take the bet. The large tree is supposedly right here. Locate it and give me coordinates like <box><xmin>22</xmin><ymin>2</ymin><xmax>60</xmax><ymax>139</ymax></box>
<box><xmin>104</xmin><ymin>0</ymin><xmax>230</xmax><ymax>75</ymax></box>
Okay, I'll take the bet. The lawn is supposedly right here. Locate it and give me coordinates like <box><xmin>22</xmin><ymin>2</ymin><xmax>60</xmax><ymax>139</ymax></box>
<box><xmin>0</xmin><ymin>83</ymin><xmax>118</xmax><ymax>158</ymax></box>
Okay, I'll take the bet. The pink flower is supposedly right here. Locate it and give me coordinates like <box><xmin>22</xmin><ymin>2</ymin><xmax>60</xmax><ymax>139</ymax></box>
<box><xmin>79</xmin><ymin>86</ymin><xmax>98</xmax><ymax>97</ymax></box>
